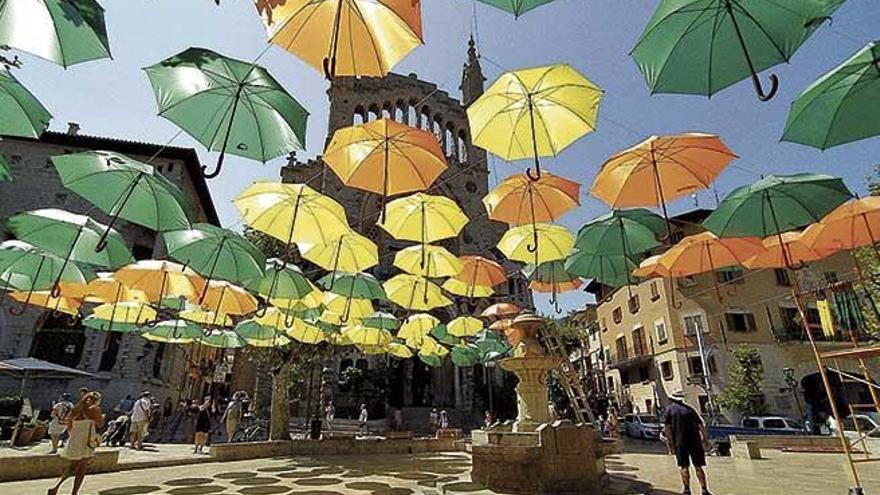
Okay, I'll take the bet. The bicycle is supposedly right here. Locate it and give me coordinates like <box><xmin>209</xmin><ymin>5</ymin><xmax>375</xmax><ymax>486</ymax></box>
<box><xmin>231</xmin><ymin>414</ymin><xmax>268</xmax><ymax>443</ymax></box>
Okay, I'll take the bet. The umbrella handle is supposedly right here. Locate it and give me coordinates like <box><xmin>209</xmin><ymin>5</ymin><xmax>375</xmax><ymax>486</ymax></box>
<box><xmin>9</xmin><ymin>290</ymin><xmax>32</xmax><ymax>316</ymax></box>
<box><xmin>254</xmin><ymin>305</ymin><xmax>268</xmax><ymax>318</ymax></box>
<box><xmin>788</xmin><ymin>259</ymin><xmax>808</xmax><ymax>272</ymax></box>
<box><xmin>95</xmin><ymin>233</ymin><xmax>110</xmax><ymax>253</ymax></box>
<box><xmin>50</xmin><ymin>283</ymin><xmax>62</xmax><ymax>298</ymax></box>
<box><xmin>753</xmin><ymin>73</ymin><xmax>779</xmax><ymax>102</ymax></box>
<box><xmin>526</xmin><ymin>227</ymin><xmax>539</xmax><ymax>253</ymax></box>
<box><xmin>525</xmin><ymin>164</ymin><xmax>542</xmax><ymax>182</ymax></box>
<box><xmin>202</xmin><ymin>152</ymin><xmax>225</xmax><ymax>179</ymax></box>
<box><xmin>322</xmin><ymin>57</ymin><xmax>336</xmax><ymax>81</ymax></box>
<box><xmin>284</xmin><ymin>311</ymin><xmax>296</xmax><ymax>328</ymax></box>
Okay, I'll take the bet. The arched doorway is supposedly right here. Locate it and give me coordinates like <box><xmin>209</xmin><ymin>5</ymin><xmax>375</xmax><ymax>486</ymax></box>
<box><xmin>802</xmin><ymin>369</ymin><xmax>873</xmax><ymax>429</ymax></box>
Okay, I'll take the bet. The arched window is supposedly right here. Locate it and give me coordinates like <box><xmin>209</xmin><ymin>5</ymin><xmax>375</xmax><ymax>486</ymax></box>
<box><xmin>353</xmin><ymin>105</ymin><xmax>365</xmax><ymax>125</ymax></box>
<box><xmin>408</xmin><ymin>103</ymin><xmax>418</xmax><ymax>126</ymax></box>
<box><xmin>420</xmin><ymin>107</ymin><xmax>431</xmax><ymax>130</ymax></box>
<box><xmin>368</xmin><ymin>104</ymin><xmax>380</xmax><ymax>122</ymax></box>
<box><xmin>444</xmin><ymin>125</ymin><xmax>456</xmax><ymax>159</ymax></box>
<box><xmin>457</xmin><ymin>131</ymin><xmax>469</xmax><ymax>163</ymax></box>
<box><xmin>432</xmin><ymin>117</ymin><xmax>442</xmax><ymax>144</ymax></box>
<box><xmin>382</xmin><ymin>103</ymin><xmax>392</xmax><ymax>120</ymax></box>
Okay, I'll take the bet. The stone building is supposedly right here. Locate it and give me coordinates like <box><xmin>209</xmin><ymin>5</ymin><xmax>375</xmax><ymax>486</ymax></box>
<box><xmin>582</xmin><ymin>210</ymin><xmax>879</xmax><ymax>424</ymax></box>
<box><xmin>234</xmin><ymin>39</ymin><xmax>531</xmax><ymax>426</ymax></box>
<box><xmin>0</xmin><ymin>127</ymin><xmax>224</xmax><ymax>410</ymax></box>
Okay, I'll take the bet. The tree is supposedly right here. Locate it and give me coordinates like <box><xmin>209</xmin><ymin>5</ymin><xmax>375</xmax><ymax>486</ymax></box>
<box><xmin>719</xmin><ymin>345</ymin><xmax>768</xmax><ymax>417</ymax></box>
<box><xmin>853</xmin><ymin>164</ymin><xmax>880</xmax><ymax>339</ymax></box>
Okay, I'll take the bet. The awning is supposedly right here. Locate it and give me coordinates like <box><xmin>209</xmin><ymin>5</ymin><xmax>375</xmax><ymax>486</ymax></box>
<box><xmin>0</xmin><ymin>357</ymin><xmax>95</xmax><ymax>379</ymax></box>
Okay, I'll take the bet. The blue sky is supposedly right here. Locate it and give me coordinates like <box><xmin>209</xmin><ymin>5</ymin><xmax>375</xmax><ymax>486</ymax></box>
<box><xmin>11</xmin><ymin>0</ymin><xmax>880</xmax><ymax>314</ymax></box>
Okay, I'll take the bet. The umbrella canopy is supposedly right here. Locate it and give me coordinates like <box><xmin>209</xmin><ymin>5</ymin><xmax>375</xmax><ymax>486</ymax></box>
<box><xmin>234</xmin><ymin>182</ymin><xmax>350</xmax><ymax>248</ymax></box>
<box><xmin>114</xmin><ymin>260</ymin><xmax>206</xmax><ymax>303</ymax></box>
<box><xmin>655</xmin><ymin>232</ymin><xmax>763</xmax><ymax>277</ymax></box>
<box><xmin>144</xmin><ymin>47</ymin><xmax>308</xmax><ymax>178</ymax></box>
<box><xmin>180</xmin><ymin>308</ymin><xmax>233</xmax><ymax>328</ymax></box>
<box><xmin>475</xmin><ymin>0</ymin><xmax>559</xmax><ymax>17</ymax></box>
<box><xmin>442</xmin><ymin>278</ymin><xmax>494</xmax><ymax>298</ymax></box>
<box><xmin>378</xmin><ymin>192</ymin><xmax>468</xmax><ymax>243</ymax></box>
<box><xmin>342</xmin><ymin>324</ymin><xmax>394</xmax><ymax>346</ymax></box>
<box><xmin>0</xmin><ymin>240</ymin><xmax>90</xmax><ymax>293</ymax></box>
<box><xmin>0</xmin><ymin>69</ymin><xmax>51</xmax><ymax>138</ymax></box>
<box><xmin>430</xmin><ymin>324</ymin><xmax>461</xmax><ymax>346</ymax></box>
<box><xmin>801</xmin><ymin>197</ymin><xmax>880</xmax><ymax>253</ymax></box>
<box><xmin>524</xmin><ymin>260</ymin><xmax>583</xmax><ymax>311</ymax></box>
<box><xmin>385</xmin><ymin>342</ymin><xmax>413</xmax><ymax>359</ymax></box>
<box><xmin>362</xmin><ymin>312</ymin><xmax>400</xmax><ymax>331</ymax></box>
<box><xmin>451</xmin><ymin>344</ymin><xmax>481</xmax><ymax>367</ymax></box>
<box><xmin>468</xmin><ymin>64</ymin><xmax>602</xmax><ymax>180</ymax></box>
<box><xmin>7</xmin><ymin>290</ymin><xmax>81</xmax><ymax>315</ymax></box>
<box><xmin>484</xmin><ymin>172</ymin><xmax>580</xmax><ymax>226</ymax></box>
<box><xmin>489</xmin><ymin>318</ymin><xmax>513</xmax><ymax>331</ymax></box>
<box><xmin>164</xmin><ymin>223</ymin><xmax>265</xmax><ymax>288</ymax></box>
<box><xmin>702</xmin><ymin>174</ymin><xmax>852</xmax><ymax>238</ymax></box>
<box><xmin>200</xmin><ymin>329</ymin><xmax>248</xmax><ymax>349</ymax></box>
<box><xmin>398</xmin><ymin>313</ymin><xmax>439</xmax><ymax>344</ymax></box>
<box><xmin>419</xmin><ymin>353</ymin><xmax>444</xmax><ymax>368</ymax></box>
<box><xmin>0</xmin><ymin>154</ymin><xmax>11</xmax><ymax>181</ymax></box>
<box><xmin>84</xmin><ymin>301</ymin><xmax>156</xmax><ymax>333</ymax></box>
<box><xmin>481</xmin><ymin>303</ymin><xmax>520</xmax><ymax>319</ymax></box>
<box><xmin>393</xmin><ymin>244</ymin><xmax>461</xmax><ymax>278</ymax></box>
<box><xmin>474</xmin><ymin>330</ymin><xmax>510</xmax><ymax>360</ymax></box>
<box><xmin>8</xmin><ymin>209</ymin><xmax>133</xmax><ymax>269</ymax></box>
<box><xmin>201</xmin><ymin>280</ymin><xmax>258</xmax><ymax>316</ymax></box>
<box><xmin>285</xmin><ymin>318</ymin><xmax>325</xmax><ymax>344</ymax></box>
<box><xmin>62</xmin><ymin>274</ymin><xmax>141</xmax><ymax>304</ymax></box>
<box><xmin>384</xmin><ymin>274</ymin><xmax>452</xmax><ymax>311</ymax></box>
<box><xmin>141</xmin><ymin>319</ymin><xmax>205</xmax><ymax>344</ymax></box>
<box><xmin>447</xmin><ymin>316</ymin><xmax>484</xmax><ymax>337</ymax></box>
<box><xmin>245</xmin><ymin>259</ymin><xmax>315</xmax><ymax>301</ymax></box>
<box><xmin>632</xmin><ymin>254</ymin><xmax>670</xmax><ymax>279</ymax></box>
<box><xmin>498</xmin><ymin>223</ymin><xmax>574</xmax><ymax>264</ymax></box>
<box><xmin>0</xmin><ymin>0</ymin><xmax>111</xmax><ymax>67</ymax></box>
<box><xmin>783</xmin><ymin>41</ymin><xmax>880</xmax><ymax>150</ymax></box>
<box><xmin>52</xmin><ymin>151</ymin><xmax>192</xmax><ymax>241</ymax></box>
<box><xmin>631</xmin><ymin>0</ymin><xmax>844</xmax><ymax>100</ymax></box>
<box><xmin>299</xmin><ymin>231</ymin><xmax>378</xmax><ymax>274</ymax></box>
<box><xmin>455</xmin><ymin>255</ymin><xmax>507</xmax><ymax>287</ymax></box>
<box><xmin>323</xmin><ymin>292</ymin><xmax>374</xmax><ymax>317</ymax></box>
<box><xmin>324</xmin><ymin>119</ymin><xmax>446</xmax><ymax>217</ymax></box>
<box><xmin>319</xmin><ymin>271</ymin><xmax>386</xmax><ymax>300</ymax></box>
<box><xmin>259</xmin><ymin>0</ymin><xmax>423</xmax><ymax>79</ymax></box>
<box><xmin>420</xmin><ymin>336</ymin><xmax>450</xmax><ymax>357</ymax></box>
<box><xmin>565</xmin><ymin>250</ymin><xmax>640</xmax><ymax>289</ymax></box>
<box><xmin>574</xmin><ymin>209</ymin><xmax>665</xmax><ymax>257</ymax></box>
<box><xmin>743</xmin><ymin>232</ymin><xmax>832</xmax><ymax>269</ymax></box>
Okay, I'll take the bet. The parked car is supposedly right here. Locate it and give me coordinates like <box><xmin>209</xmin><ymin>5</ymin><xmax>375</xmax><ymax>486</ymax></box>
<box><xmin>841</xmin><ymin>412</ymin><xmax>880</xmax><ymax>439</ymax></box>
<box><xmin>741</xmin><ymin>416</ymin><xmax>805</xmax><ymax>433</ymax></box>
<box><xmin>623</xmin><ymin>413</ymin><xmax>662</xmax><ymax>439</ymax></box>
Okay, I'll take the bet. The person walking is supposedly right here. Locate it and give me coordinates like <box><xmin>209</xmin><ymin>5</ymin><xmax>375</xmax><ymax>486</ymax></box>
<box><xmin>663</xmin><ymin>390</ymin><xmax>712</xmax><ymax>495</ymax></box>
<box><xmin>118</xmin><ymin>395</ymin><xmax>134</xmax><ymax>414</ymax></box>
<box><xmin>606</xmin><ymin>408</ymin><xmax>619</xmax><ymax>438</ymax></box>
<box><xmin>129</xmin><ymin>391</ymin><xmax>152</xmax><ymax>450</ymax></box>
<box><xmin>439</xmin><ymin>410</ymin><xmax>449</xmax><ymax>430</ymax></box>
<box><xmin>324</xmin><ymin>401</ymin><xmax>335</xmax><ymax>432</ymax></box>
<box><xmin>47</xmin><ymin>391</ymin><xmax>104</xmax><ymax>495</ymax></box>
<box><xmin>48</xmin><ymin>393</ymin><xmax>73</xmax><ymax>454</ymax></box>
<box><xmin>221</xmin><ymin>392</ymin><xmax>243</xmax><ymax>443</ymax></box>
<box><xmin>357</xmin><ymin>403</ymin><xmax>369</xmax><ymax>436</ymax></box>
<box><xmin>193</xmin><ymin>397</ymin><xmax>212</xmax><ymax>454</ymax></box>
<box><xmin>428</xmin><ymin>408</ymin><xmax>439</xmax><ymax>434</ymax></box>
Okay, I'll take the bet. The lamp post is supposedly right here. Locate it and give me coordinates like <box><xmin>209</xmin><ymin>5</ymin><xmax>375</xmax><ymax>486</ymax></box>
<box><xmin>486</xmin><ymin>361</ymin><xmax>496</xmax><ymax>416</ymax></box>
<box><xmin>783</xmin><ymin>367</ymin><xmax>805</xmax><ymax>428</ymax></box>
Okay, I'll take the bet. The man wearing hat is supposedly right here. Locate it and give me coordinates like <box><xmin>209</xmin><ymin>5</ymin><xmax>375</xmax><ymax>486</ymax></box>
<box><xmin>663</xmin><ymin>389</ymin><xmax>711</xmax><ymax>495</ymax></box>
<box><xmin>129</xmin><ymin>391</ymin><xmax>153</xmax><ymax>450</ymax></box>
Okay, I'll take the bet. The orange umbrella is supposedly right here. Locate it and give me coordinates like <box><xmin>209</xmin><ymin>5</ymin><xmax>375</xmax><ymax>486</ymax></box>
<box><xmin>481</xmin><ymin>302</ymin><xmax>520</xmax><ymax>319</ymax></box>
<box><xmin>632</xmin><ymin>254</ymin><xmax>669</xmax><ymax>279</ymax></box>
<box><xmin>201</xmin><ymin>280</ymin><xmax>259</xmax><ymax>316</ymax></box>
<box><xmin>801</xmin><ymin>197</ymin><xmax>880</xmax><ymax>253</ymax></box>
<box><xmin>530</xmin><ymin>278</ymin><xmax>583</xmax><ymax>294</ymax></box>
<box><xmin>324</xmin><ymin>119</ymin><xmax>447</xmax><ymax>221</ymax></box>
<box><xmin>743</xmin><ymin>231</ymin><xmax>835</xmax><ymax>269</ymax></box>
<box><xmin>7</xmin><ymin>291</ymin><xmax>81</xmax><ymax>315</ymax></box>
<box><xmin>591</xmin><ymin>133</ymin><xmax>736</xmax><ymax>235</ymax></box>
<box><xmin>114</xmin><ymin>260</ymin><xmax>206</xmax><ymax>304</ymax></box>
<box><xmin>451</xmin><ymin>256</ymin><xmax>507</xmax><ymax>298</ymax></box>
<box><xmin>483</xmin><ymin>172</ymin><xmax>580</xmax><ymax>226</ymax></box>
<box><xmin>657</xmin><ymin>232</ymin><xmax>763</xmax><ymax>277</ymax></box>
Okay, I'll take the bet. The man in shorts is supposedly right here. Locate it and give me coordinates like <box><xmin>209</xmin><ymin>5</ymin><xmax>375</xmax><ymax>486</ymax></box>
<box><xmin>663</xmin><ymin>389</ymin><xmax>712</xmax><ymax>495</ymax></box>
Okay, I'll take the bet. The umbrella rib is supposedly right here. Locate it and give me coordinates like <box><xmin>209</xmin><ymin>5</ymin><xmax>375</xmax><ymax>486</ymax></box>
<box><xmin>239</xmin><ymin>90</ymin><xmax>270</xmax><ymax>161</ymax></box>
<box><xmin>268</xmin><ymin>1</ymin><xmax>325</xmax><ymax>51</ymax></box>
<box><xmin>647</xmin><ymin>5</ymin><xmax>719</xmax><ymax>91</ymax></box>
<box><xmin>820</xmin><ymin>76</ymin><xmax>880</xmax><ymax>150</ymax></box>
<box><xmin>705</xmin><ymin>2</ymin><xmax>725</xmax><ymax>97</ymax></box>
<box><xmin>729</xmin><ymin>0</ymin><xmax>789</xmax><ymax>62</ymax></box>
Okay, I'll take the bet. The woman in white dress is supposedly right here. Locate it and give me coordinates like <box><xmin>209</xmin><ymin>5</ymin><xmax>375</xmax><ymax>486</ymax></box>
<box><xmin>47</xmin><ymin>391</ymin><xmax>104</xmax><ymax>495</ymax></box>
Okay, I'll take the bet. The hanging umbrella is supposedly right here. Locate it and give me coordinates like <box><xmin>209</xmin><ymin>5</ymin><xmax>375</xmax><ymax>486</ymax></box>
<box><xmin>398</xmin><ymin>313</ymin><xmax>439</xmax><ymax>346</ymax></box>
<box><xmin>384</xmin><ymin>274</ymin><xmax>452</xmax><ymax>311</ymax></box>
<box><xmin>468</xmin><ymin>64</ymin><xmax>602</xmax><ymax>180</ymax></box>
<box><xmin>144</xmin><ymin>47</ymin><xmax>308</xmax><ymax>178</ymax></box>
<box><xmin>164</xmin><ymin>224</ymin><xmax>265</xmax><ymax>295</ymax></box>
<box><xmin>703</xmin><ymin>174</ymin><xmax>852</xmax><ymax>240</ymax></box>
<box><xmin>523</xmin><ymin>260</ymin><xmax>583</xmax><ymax>313</ymax></box>
<box><xmin>474</xmin><ymin>0</ymin><xmax>560</xmax><ymax>18</ymax></box>
<box><xmin>246</xmin><ymin>259</ymin><xmax>315</xmax><ymax>303</ymax></box>
<box><xmin>379</xmin><ymin>192</ymin><xmax>468</xmax><ymax>243</ymax></box>
<box><xmin>62</xmin><ymin>274</ymin><xmax>142</xmax><ymax>304</ymax></box>
<box><xmin>0</xmin><ymin>69</ymin><xmax>51</xmax><ymax>137</ymax></box>
<box><xmin>488</xmin><ymin>318</ymin><xmax>513</xmax><ymax>331</ymax></box>
<box><xmin>84</xmin><ymin>301</ymin><xmax>156</xmax><ymax>333</ymax></box>
<box><xmin>451</xmin><ymin>344</ymin><xmax>481</xmax><ymax>367</ymax></box>
<box><xmin>200</xmin><ymin>329</ymin><xmax>248</xmax><ymax>349</ymax></box>
<box><xmin>473</xmin><ymin>330</ymin><xmax>510</xmax><ymax>361</ymax></box>
<box><xmin>0</xmin><ymin>0</ymin><xmax>111</xmax><ymax>67</ymax></box>
<box><xmin>430</xmin><ymin>324</ymin><xmax>461</xmax><ymax>346</ymax></box>
<box><xmin>0</xmin><ymin>154</ymin><xmax>12</xmax><ymax>181</ymax></box>
<box><xmin>201</xmin><ymin>280</ymin><xmax>258</xmax><ymax>316</ymax></box>
<box><xmin>234</xmin><ymin>319</ymin><xmax>286</xmax><ymax>343</ymax></box>
<box><xmin>385</xmin><ymin>342</ymin><xmax>413</xmax><ymax>359</ymax></box>
<box><xmin>362</xmin><ymin>312</ymin><xmax>400</xmax><ymax>331</ymax></box>
<box><xmin>632</xmin><ymin>254</ymin><xmax>669</xmax><ymax>279</ymax></box>
<box><xmin>0</xmin><ymin>240</ymin><xmax>91</xmax><ymax>314</ymax></box>
<box><xmin>565</xmin><ymin>250</ymin><xmax>641</xmax><ymax>289</ymax></box>
<box><xmin>783</xmin><ymin>41</ymin><xmax>880</xmax><ymax>150</ymax></box>
<box><xmin>258</xmin><ymin>0</ymin><xmax>423</xmax><ymax>79</ymax></box>
<box><xmin>299</xmin><ymin>231</ymin><xmax>378</xmax><ymax>275</ymax></box>
<box><xmin>114</xmin><ymin>260</ymin><xmax>206</xmax><ymax>305</ymax></box>
<box><xmin>7</xmin><ymin>291</ymin><xmax>81</xmax><ymax>315</ymax></box>
<box><xmin>234</xmin><ymin>182</ymin><xmax>350</xmax><ymax>250</ymax></box>
<box><xmin>481</xmin><ymin>303</ymin><xmax>520</xmax><ymax>319</ymax></box>
<box><xmin>447</xmin><ymin>316</ymin><xmax>484</xmax><ymax>337</ymax></box>
<box><xmin>7</xmin><ymin>209</ymin><xmax>132</xmax><ymax>295</ymax></box>
<box><xmin>484</xmin><ymin>172</ymin><xmax>580</xmax><ymax>226</ymax></box>
<box><xmin>180</xmin><ymin>308</ymin><xmax>233</xmax><ymax>328</ymax></box>
<box><xmin>631</xmin><ymin>0</ymin><xmax>844</xmax><ymax>101</ymax></box>
<box><xmin>319</xmin><ymin>272</ymin><xmax>386</xmax><ymax>300</ymax></box>
<box><xmin>285</xmin><ymin>318</ymin><xmax>325</xmax><ymax>344</ymax></box>
<box><xmin>574</xmin><ymin>209</ymin><xmax>665</xmax><ymax>258</ymax></box>
<box><xmin>324</xmin><ymin>118</ymin><xmax>446</xmax><ymax>220</ymax></box>
<box><xmin>442</xmin><ymin>278</ymin><xmax>494</xmax><ymax>298</ymax></box>
<box><xmin>801</xmin><ymin>197</ymin><xmax>880</xmax><ymax>254</ymax></box>
<box><xmin>393</xmin><ymin>245</ymin><xmax>461</xmax><ymax>278</ymax></box>
<box><xmin>140</xmin><ymin>319</ymin><xmax>204</xmax><ymax>344</ymax></box>
<box><xmin>342</xmin><ymin>324</ymin><xmax>394</xmax><ymax>346</ymax></box>
<box><xmin>743</xmin><ymin>232</ymin><xmax>833</xmax><ymax>269</ymax></box>
<box><xmin>419</xmin><ymin>353</ymin><xmax>444</xmax><ymax>368</ymax></box>
<box><xmin>498</xmin><ymin>222</ymin><xmax>574</xmax><ymax>265</ymax></box>
<box><xmin>322</xmin><ymin>292</ymin><xmax>374</xmax><ymax>325</ymax></box>
<box><xmin>52</xmin><ymin>151</ymin><xmax>192</xmax><ymax>248</ymax></box>
<box><xmin>591</xmin><ymin>134</ymin><xmax>736</xmax><ymax>236</ymax></box>
<box><xmin>420</xmin><ymin>336</ymin><xmax>450</xmax><ymax>357</ymax></box>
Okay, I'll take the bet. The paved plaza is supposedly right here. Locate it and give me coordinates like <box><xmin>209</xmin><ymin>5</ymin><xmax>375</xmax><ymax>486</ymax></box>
<box><xmin>1</xmin><ymin>442</ymin><xmax>877</xmax><ymax>495</ymax></box>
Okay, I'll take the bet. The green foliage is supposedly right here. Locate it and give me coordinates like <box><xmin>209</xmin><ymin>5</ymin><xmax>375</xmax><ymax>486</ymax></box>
<box><xmin>854</xmin><ymin>164</ymin><xmax>880</xmax><ymax>338</ymax></box>
<box><xmin>719</xmin><ymin>345</ymin><xmax>768</xmax><ymax>417</ymax></box>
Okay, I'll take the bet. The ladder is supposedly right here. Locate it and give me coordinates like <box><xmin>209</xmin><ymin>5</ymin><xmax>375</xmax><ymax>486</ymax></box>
<box><xmin>541</xmin><ymin>326</ymin><xmax>596</xmax><ymax>425</ymax></box>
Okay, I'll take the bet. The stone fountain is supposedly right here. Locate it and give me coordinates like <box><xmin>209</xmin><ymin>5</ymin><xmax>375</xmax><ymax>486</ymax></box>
<box><xmin>471</xmin><ymin>312</ymin><xmax>617</xmax><ymax>494</ymax></box>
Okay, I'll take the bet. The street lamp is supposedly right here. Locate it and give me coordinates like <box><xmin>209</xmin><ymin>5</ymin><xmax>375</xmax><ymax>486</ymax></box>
<box><xmin>783</xmin><ymin>367</ymin><xmax>806</xmax><ymax>428</ymax></box>
<box><xmin>486</xmin><ymin>361</ymin><xmax>496</xmax><ymax>416</ymax></box>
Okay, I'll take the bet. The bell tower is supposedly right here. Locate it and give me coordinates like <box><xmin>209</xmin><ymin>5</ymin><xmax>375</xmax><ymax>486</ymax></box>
<box><xmin>460</xmin><ymin>36</ymin><xmax>486</xmax><ymax>107</ymax></box>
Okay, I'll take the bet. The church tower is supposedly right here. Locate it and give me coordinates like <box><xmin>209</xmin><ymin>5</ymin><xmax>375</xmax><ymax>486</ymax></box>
<box><xmin>460</xmin><ymin>36</ymin><xmax>486</xmax><ymax>107</ymax></box>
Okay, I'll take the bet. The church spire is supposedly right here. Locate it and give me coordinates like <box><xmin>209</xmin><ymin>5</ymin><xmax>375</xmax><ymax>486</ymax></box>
<box><xmin>460</xmin><ymin>35</ymin><xmax>486</xmax><ymax>107</ymax></box>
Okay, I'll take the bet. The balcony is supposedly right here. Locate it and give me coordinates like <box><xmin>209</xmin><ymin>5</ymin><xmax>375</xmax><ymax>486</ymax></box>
<box><xmin>608</xmin><ymin>344</ymin><xmax>653</xmax><ymax>370</ymax></box>
<box><xmin>773</xmin><ymin>325</ymin><xmax>875</xmax><ymax>344</ymax></box>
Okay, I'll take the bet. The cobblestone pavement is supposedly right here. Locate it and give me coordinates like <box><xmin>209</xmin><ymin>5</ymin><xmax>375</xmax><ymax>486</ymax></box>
<box><xmin>2</xmin><ymin>448</ymin><xmax>878</xmax><ymax>494</ymax></box>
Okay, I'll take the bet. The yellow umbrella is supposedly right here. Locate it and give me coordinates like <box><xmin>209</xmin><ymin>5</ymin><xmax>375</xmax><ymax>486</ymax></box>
<box><xmin>384</xmin><ymin>274</ymin><xmax>452</xmax><ymax>311</ymax></box>
<box><xmin>378</xmin><ymin>193</ymin><xmax>468</xmax><ymax>244</ymax></box>
<box><xmin>180</xmin><ymin>309</ymin><xmax>233</xmax><ymax>327</ymax></box>
<box><xmin>7</xmin><ymin>291</ymin><xmax>81</xmax><ymax>315</ymax></box>
<box><xmin>393</xmin><ymin>244</ymin><xmax>462</xmax><ymax>278</ymax></box>
<box><xmin>419</xmin><ymin>336</ymin><xmax>449</xmax><ymax>358</ymax></box>
<box><xmin>385</xmin><ymin>342</ymin><xmax>413</xmax><ymax>358</ymax></box>
<box><xmin>484</xmin><ymin>172</ymin><xmax>580</xmax><ymax>225</ymax></box>
<box><xmin>254</xmin><ymin>307</ymin><xmax>292</xmax><ymax>330</ymax></box>
<box><xmin>245</xmin><ymin>334</ymin><xmax>292</xmax><ymax>348</ymax></box>
<box><xmin>114</xmin><ymin>260</ymin><xmax>206</xmax><ymax>304</ymax></box>
<box><xmin>448</xmin><ymin>316</ymin><xmax>484</xmax><ymax>337</ymax></box>
<box><xmin>323</xmin><ymin>292</ymin><xmax>374</xmax><ymax>319</ymax></box>
<box><xmin>286</xmin><ymin>318</ymin><xmax>325</xmax><ymax>344</ymax></box>
<box><xmin>442</xmin><ymin>278</ymin><xmax>494</xmax><ymax>298</ymax></box>
<box><xmin>324</xmin><ymin>119</ymin><xmax>447</xmax><ymax>219</ymax></box>
<box><xmin>325</xmin><ymin>329</ymin><xmax>352</xmax><ymax>346</ymax></box>
<box><xmin>398</xmin><ymin>313</ymin><xmax>439</xmax><ymax>345</ymax></box>
<box><xmin>342</xmin><ymin>324</ymin><xmax>394</xmax><ymax>346</ymax></box>
<box><xmin>468</xmin><ymin>64</ymin><xmax>602</xmax><ymax>180</ymax></box>
<box><xmin>632</xmin><ymin>254</ymin><xmax>669</xmax><ymax>279</ymax></box>
<box><xmin>234</xmin><ymin>182</ymin><xmax>350</xmax><ymax>248</ymax></box>
<box><xmin>498</xmin><ymin>223</ymin><xmax>574</xmax><ymax>264</ymax></box>
<box><xmin>743</xmin><ymin>232</ymin><xmax>830</xmax><ymax>269</ymax></box>
<box><xmin>201</xmin><ymin>280</ymin><xmax>258</xmax><ymax>316</ymax></box>
<box><xmin>259</xmin><ymin>0</ymin><xmax>423</xmax><ymax>79</ymax></box>
<box><xmin>299</xmin><ymin>231</ymin><xmax>378</xmax><ymax>274</ymax></box>
<box><xmin>92</xmin><ymin>301</ymin><xmax>156</xmax><ymax>325</ymax></box>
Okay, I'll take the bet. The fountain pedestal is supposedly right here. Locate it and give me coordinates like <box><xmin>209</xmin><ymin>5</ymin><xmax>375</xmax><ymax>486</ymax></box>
<box><xmin>471</xmin><ymin>312</ymin><xmax>617</xmax><ymax>494</ymax></box>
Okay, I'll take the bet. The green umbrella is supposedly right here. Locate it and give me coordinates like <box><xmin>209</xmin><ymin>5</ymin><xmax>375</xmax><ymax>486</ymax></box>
<box><xmin>164</xmin><ymin>223</ymin><xmax>266</xmax><ymax>297</ymax></box>
<box><xmin>565</xmin><ymin>250</ymin><xmax>640</xmax><ymax>289</ymax></box>
<box><xmin>246</xmin><ymin>258</ymin><xmax>314</xmax><ymax>301</ymax></box>
<box><xmin>522</xmin><ymin>260</ymin><xmax>581</xmax><ymax>313</ymax></box>
<box><xmin>419</xmin><ymin>353</ymin><xmax>444</xmax><ymax>368</ymax></box>
<box><xmin>141</xmin><ymin>319</ymin><xmax>205</xmax><ymax>344</ymax></box>
<box><xmin>475</xmin><ymin>0</ymin><xmax>559</xmax><ymax>17</ymax></box>
<box><xmin>473</xmin><ymin>330</ymin><xmax>510</xmax><ymax>362</ymax></box>
<box><xmin>0</xmin><ymin>154</ymin><xmax>12</xmax><ymax>182</ymax></box>
<box><xmin>0</xmin><ymin>69</ymin><xmax>51</xmax><ymax>138</ymax></box>
<box><xmin>631</xmin><ymin>0</ymin><xmax>844</xmax><ymax>101</ymax></box>
<box><xmin>234</xmin><ymin>319</ymin><xmax>282</xmax><ymax>341</ymax></box>
<box><xmin>431</xmin><ymin>323</ymin><xmax>461</xmax><ymax>346</ymax></box>
<box><xmin>574</xmin><ymin>209</ymin><xmax>664</xmax><ymax>257</ymax></box>
<box><xmin>362</xmin><ymin>311</ymin><xmax>400</xmax><ymax>331</ymax></box>
<box><xmin>0</xmin><ymin>0</ymin><xmax>111</xmax><ymax>67</ymax></box>
<box><xmin>83</xmin><ymin>316</ymin><xmax>142</xmax><ymax>334</ymax></box>
<box><xmin>7</xmin><ymin>209</ymin><xmax>133</xmax><ymax>270</ymax></box>
<box><xmin>200</xmin><ymin>329</ymin><xmax>249</xmax><ymax>349</ymax></box>
<box><xmin>319</xmin><ymin>272</ymin><xmax>385</xmax><ymax>299</ymax></box>
<box><xmin>52</xmin><ymin>150</ymin><xmax>192</xmax><ymax>249</ymax></box>
<box><xmin>0</xmin><ymin>240</ymin><xmax>91</xmax><ymax>313</ymax></box>
<box><xmin>451</xmin><ymin>344</ymin><xmax>481</xmax><ymax>367</ymax></box>
<box><xmin>702</xmin><ymin>174</ymin><xmax>852</xmax><ymax>238</ymax></box>
<box><xmin>783</xmin><ymin>41</ymin><xmax>880</xmax><ymax>150</ymax></box>
<box><xmin>144</xmin><ymin>47</ymin><xmax>309</xmax><ymax>178</ymax></box>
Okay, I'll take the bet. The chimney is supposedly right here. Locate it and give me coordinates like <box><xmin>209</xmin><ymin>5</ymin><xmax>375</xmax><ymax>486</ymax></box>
<box><xmin>67</xmin><ymin>122</ymin><xmax>81</xmax><ymax>136</ymax></box>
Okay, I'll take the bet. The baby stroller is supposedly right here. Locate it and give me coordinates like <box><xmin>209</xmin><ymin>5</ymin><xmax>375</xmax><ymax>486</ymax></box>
<box><xmin>103</xmin><ymin>414</ymin><xmax>130</xmax><ymax>447</ymax></box>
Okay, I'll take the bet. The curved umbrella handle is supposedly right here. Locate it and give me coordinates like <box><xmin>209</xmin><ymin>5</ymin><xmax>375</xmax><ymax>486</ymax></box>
<box><xmin>526</xmin><ymin>227</ymin><xmax>539</xmax><ymax>253</ymax></box>
<box><xmin>754</xmin><ymin>73</ymin><xmax>779</xmax><ymax>102</ymax></box>
<box><xmin>94</xmin><ymin>233</ymin><xmax>110</xmax><ymax>253</ymax></box>
<box><xmin>50</xmin><ymin>283</ymin><xmax>62</xmax><ymax>298</ymax></box>
<box><xmin>254</xmin><ymin>304</ymin><xmax>268</xmax><ymax>318</ymax></box>
<box><xmin>274</xmin><ymin>258</ymin><xmax>287</xmax><ymax>272</ymax></box>
<box><xmin>9</xmin><ymin>289</ymin><xmax>33</xmax><ymax>316</ymax></box>
<box><xmin>525</xmin><ymin>164</ymin><xmax>542</xmax><ymax>182</ymax></box>
<box><xmin>284</xmin><ymin>310</ymin><xmax>297</xmax><ymax>328</ymax></box>
<box><xmin>202</xmin><ymin>152</ymin><xmax>225</xmax><ymax>179</ymax></box>
<box><xmin>322</xmin><ymin>57</ymin><xmax>336</xmax><ymax>81</ymax></box>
